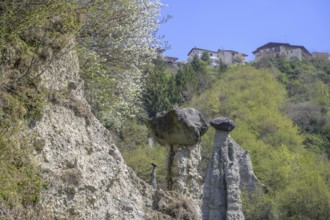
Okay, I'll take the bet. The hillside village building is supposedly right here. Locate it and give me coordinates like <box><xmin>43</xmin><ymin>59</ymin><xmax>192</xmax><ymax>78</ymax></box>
<box><xmin>188</xmin><ymin>48</ymin><xmax>247</xmax><ymax>67</ymax></box>
<box><xmin>162</xmin><ymin>56</ymin><xmax>179</xmax><ymax>65</ymax></box>
<box><xmin>253</xmin><ymin>42</ymin><xmax>311</xmax><ymax>61</ymax></box>
<box><xmin>312</xmin><ymin>52</ymin><xmax>330</xmax><ymax>60</ymax></box>
<box><xmin>154</xmin><ymin>48</ymin><xmax>180</xmax><ymax>67</ymax></box>
<box><xmin>157</xmin><ymin>42</ymin><xmax>327</xmax><ymax>68</ymax></box>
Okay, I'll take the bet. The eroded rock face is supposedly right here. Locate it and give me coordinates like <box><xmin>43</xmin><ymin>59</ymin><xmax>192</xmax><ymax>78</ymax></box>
<box><xmin>203</xmin><ymin>119</ymin><xmax>259</xmax><ymax>220</ymax></box>
<box><xmin>148</xmin><ymin>108</ymin><xmax>208</xmax><ymax>146</ymax></box>
<box><xmin>172</xmin><ymin>144</ymin><xmax>204</xmax><ymax>216</ymax></box>
<box><xmin>34</xmin><ymin>47</ymin><xmax>151</xmax><ymax>219</ymax></box>
<box><xmin>32</xmin><ymin>44</ymin><xmax>198</xmax><ymax>220</ymax></box>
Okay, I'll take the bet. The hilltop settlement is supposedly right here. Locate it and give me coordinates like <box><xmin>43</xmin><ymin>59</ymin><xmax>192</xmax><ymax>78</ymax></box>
<box><xmin>162</xmin><ymin>42</ymin><xmax>330</xmax><ymax>67</ymax></box>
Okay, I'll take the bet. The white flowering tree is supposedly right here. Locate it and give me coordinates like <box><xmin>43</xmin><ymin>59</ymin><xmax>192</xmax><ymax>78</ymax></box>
<box><xmin>78</xmin><ymin>0</ymin><xmax>162</xmax><ymax>131</ymax></box>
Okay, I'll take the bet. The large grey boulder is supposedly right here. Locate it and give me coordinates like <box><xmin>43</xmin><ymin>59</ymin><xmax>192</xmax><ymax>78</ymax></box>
<box><xmin>148</xmin><ymin>108</ymin><xmax>208</xmax><ymax>146</ymax></box>
<box><xmin>210</xmin><ymin>117</ymin><xmax>236</xmax><ymax>132</ymax></box>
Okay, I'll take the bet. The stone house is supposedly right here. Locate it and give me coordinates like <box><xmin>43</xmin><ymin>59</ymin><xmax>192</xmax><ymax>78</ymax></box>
<box><xmin>154</xmin><ymin>48</ymin><xmax>180</xmax><ymax>67</ymax></box>
<box><xmin>218</xmin><ymin>50</ymin><xmax>248</xmax><ymax>65</ymax></box>
<box><xmin>162</xmin><ymin>56</ymin><xmax>179</xmax><ymax>65</ymax></box>
<box><xmin>187</xmin><ymin>47</ymin><xmax>247</xmax><ymax>67</ymax></box>
<box><xmin>253</xmin><ymin>42</ymin><xmax>311</xmax><ymax>62</ymax></box>
<box><xmin>188</xmin><ymin>48</ymin><xmax>220</xmax><ymax>67</ymax></box>
<box><xmin>312</xmin><ymin>52</ymin><xmax>330</xmax><ymax>60</ymax></box>
<box><xmin>162</xmin><ymin>56</ymin><xmax>180</xmax><ymax>68</ymax></box>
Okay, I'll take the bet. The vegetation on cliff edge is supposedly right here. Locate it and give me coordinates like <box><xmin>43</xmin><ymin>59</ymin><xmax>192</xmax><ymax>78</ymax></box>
<box><xmin>0</xmin><ymin>0</ymin><xmax>162</xmax><ymax>217</ymax></box>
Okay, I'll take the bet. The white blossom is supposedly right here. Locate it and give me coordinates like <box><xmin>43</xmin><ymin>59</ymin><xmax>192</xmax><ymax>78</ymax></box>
<box><xmin>78</xmin><ymin>0</ymin><xmax>162</xmax><ymax>130</ymax></box>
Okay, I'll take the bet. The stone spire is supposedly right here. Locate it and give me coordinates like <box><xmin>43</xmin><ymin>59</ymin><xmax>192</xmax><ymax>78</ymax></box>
<box><xmin>203</xmin><ymin>117</ymin><xmax>258</xmax><ymax>220</ymax></box>
<box><xmin>150</xmin><ymin>163</ymin><xmax>157</xmax><ymax>190</ymax></box>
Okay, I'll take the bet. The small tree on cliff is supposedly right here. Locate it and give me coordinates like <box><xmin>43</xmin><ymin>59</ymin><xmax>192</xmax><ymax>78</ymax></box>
<box><xmin>78</xmin><ymin>0</ymin><xmax>162</xmax><ymax>131</ymax></box>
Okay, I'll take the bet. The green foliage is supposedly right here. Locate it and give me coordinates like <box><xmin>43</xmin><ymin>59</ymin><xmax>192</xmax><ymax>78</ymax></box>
<box><xmin>1</xmin><ymin>0</ymin><xmax>79</xmax><ymax>81</ymax></box>
<box><xmin>242</xmin><ymin>187</ymin><xmax>276</xmax><ymax>220</ymax></box>
<box><xmin>311</xmin><ymin>56</ymin><xmax>330</xmax><ymax>75</ymax></box>
<box><xmin>119</xmin><ymin>119</ymin><xmax>149</xmax><ymax>149</ymax></box>
<box><xmin>78</xmin><ymin>0</ymin><xmax>161</xmax><ymax>69</ymax></box>
<box><xmin>190</xmin><ymin>65</ymin><xmax>330</xmax><ymax>219</ymax></box>
<box><xmin>261</xmin><ymin>57</ymin><xmax>330</xmax><ymax>157</ymax></box>
<box><xmin>116</xmin><ymin>59</ymin><xmax>330</xmax><ymax>219</ymax></box>
<box><xmin>77</xmin><ymin>0</ymin><xmax>162</xmax><ymax>132</ymax></box>
<box><xmin>191</xmin><ymin>56</ymin><xmax>212</xmax><ymax>94</ymax></box>
<box><xmin>0</xmin><ymin>69</ymin><xmax>45</xmax><ymax>219</ymax></box>
<box><xmin>0</xmin><ymin>89</ymin><xmax>43</xmax><ymax>210</ymax></box>
<box><xmin>122</xmin><ymin>145</ymin><xmax>168</xmax><ymax>188</ymax></box>
<box><xmin>277</xmin><ymin>175</ymin><xmax>330</xmax><ymax>219</ymax></box>
<box><xmin>142</xmin><ymin>58</ymin><xmax>175</xmax><ymax>117</ymax></box>
<box><xmin>0</xmin><ymin>136</ymin><xmax>42</xmax><ymax>205</ymax></box>
<box><xmin>0</xmin><ymin>1</ymin><xmax>80</xmax><ymax>216</ymax></box>
<box><xmin>142</xmin><ymin>56</ymin><xmax>213</xmax><ymax>117</ymax></box>
<box><xmin>217</xmin><ymin>60</ymin><xmax>228</xmax><ymax>77</ymax></box>
<box><xmin>200</xmin><ymin>52</ymin><xmax>211</xmax><ymax>64</ymax></box>
<box><xmin>118</xmin><ymin>118</ymin><xmax>168</xmax><ymax>188</ymax></box>
<box><xmin>175</xmin><ymin>64</ymin><xmax>198</xmax><ymax>103</ymax></box>
<box><xmin>78</xmin><ymin>47</ymin><xmax>119</xmax><ymax>129</ymax></box>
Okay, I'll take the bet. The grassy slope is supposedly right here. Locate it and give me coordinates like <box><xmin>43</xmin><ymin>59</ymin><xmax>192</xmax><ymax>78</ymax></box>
<box><xmin>191</xmin><ymin>65</ymin><xmax>330</xmax><ymax>219</ymax></box>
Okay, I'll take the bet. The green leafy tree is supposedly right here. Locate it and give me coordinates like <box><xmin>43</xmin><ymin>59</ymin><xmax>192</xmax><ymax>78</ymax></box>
<box><xmin>190</xmin><ymin>55</ymin><xmax>211</xmax><ymax>94</ymax></box>
<box><xmin>78</xmin><ymin>0</ymin><xmax>162</xmax><ymax>131</ymax></box>
<box><xmin>142</xmin><ymin>58</ymin><xmax>173</xmax><ymax>117</ymax></box>
<box><xmin>201</xmin><ymin>51</ymin><xmax>211</xmax><ymax>64</ymax></box>
<box><xmin>175</xmin><ymin>64</ymin><xmax>198</xmax><ymax>103</ymax></box>
<box><xmin>79</xmin><ymin>0</ymin><xmax>161</xmax><ymax>68</ymax></box>
<box><xmin>266</xmin><ymin>57</ymin><xmax>330</xmax><ymax>157</ymax></box>
<box><xmin>217</xmin><ymin>60</ymin><xmax>228</xmax><ymax>77</ymax></box>
<box><xmin>190</xmin><ymin>55</ymin><xmax>205</xmax><ymax>73</ymax></box>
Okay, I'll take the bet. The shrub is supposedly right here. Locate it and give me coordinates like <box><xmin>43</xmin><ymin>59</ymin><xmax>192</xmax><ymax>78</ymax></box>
<box><xmin>121</xmin><ymin>144</ymin><xmax>167</xmax><ymax>189</ymax></box>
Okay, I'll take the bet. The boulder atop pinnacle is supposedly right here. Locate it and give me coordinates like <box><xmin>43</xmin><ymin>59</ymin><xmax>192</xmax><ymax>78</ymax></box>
<box><xmin>210</xmin><ymin>117</ymin><xmax>236</xmax><ymax>132</ymax></box>
<box><xmin>148</xmin><ymin>108</ymin><xmax>208</xmax><ymax>146</ymax></box>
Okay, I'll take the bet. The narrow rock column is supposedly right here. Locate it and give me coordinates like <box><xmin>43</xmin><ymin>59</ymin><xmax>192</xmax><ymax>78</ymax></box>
<box><xmin>203</xmin><ymin>117</ymin><xmax>245</xmax><ymax>220</ymax></box>
<box><xmin>150</xmin><ymin>163</ymin><xmax>157</xmax><ymax>190</ymax></box>
<box><xmin>172</xmin><ymin>143</ymin><xmax>203</xmax><ymax>205</ymax></box>
<box><xmin>148</xmin><ymin>108</ymin><xmax>209</xmax><ymax>219</ymax></box>
<box><xmin>167</xmin><ymin>145</ymin><xmax>175</xmax><ymax>190</ymax></box>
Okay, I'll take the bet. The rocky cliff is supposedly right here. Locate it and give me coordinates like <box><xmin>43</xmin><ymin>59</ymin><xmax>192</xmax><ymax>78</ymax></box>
<box><xmin>31</xmin><ymin>45</ymin><xmax>198</xmax><ymax>219</ymax></box>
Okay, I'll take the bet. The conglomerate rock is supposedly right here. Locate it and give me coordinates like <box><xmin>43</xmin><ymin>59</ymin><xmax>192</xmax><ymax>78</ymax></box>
<box><xmin>210</xmin><ymin>117</ymin><xmax>236</xmax><ymax>132</ymax></box>
<box><xmin>31</xmin><ymin>42</ymin><xmax>198</xmax><ymax>220</ymax></box>
<box><xmin>148</xmin><ymin>108</ymin><xmax>208</xmax><ymax>146</ymax></box>
<box><xmin>202</xmin><ymin>118</ymin><xmax>259</xmax><ymax>220</ymax></box>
